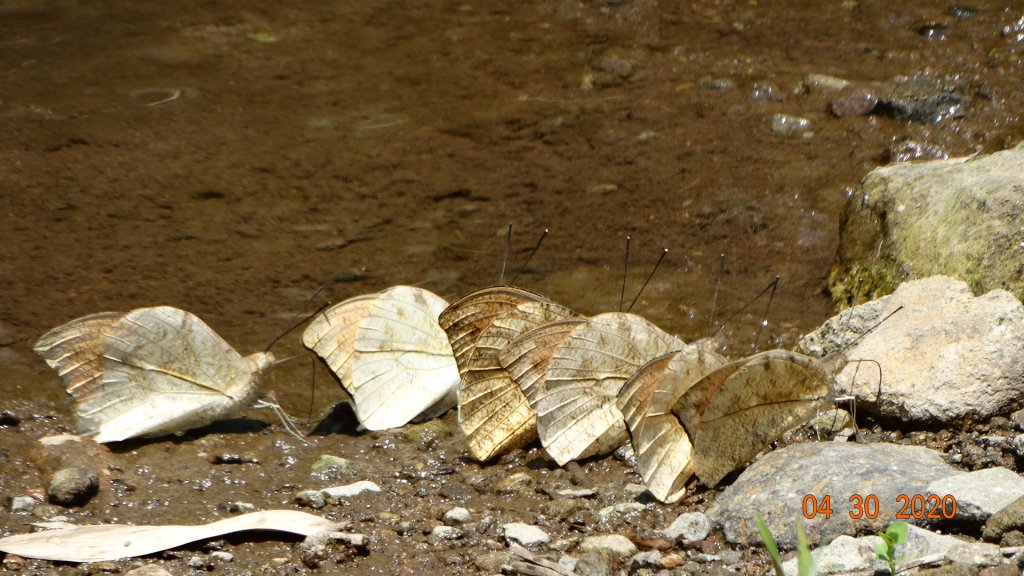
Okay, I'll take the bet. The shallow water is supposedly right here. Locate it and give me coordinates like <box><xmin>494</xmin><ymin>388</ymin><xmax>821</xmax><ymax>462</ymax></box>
<box><xmin>1</xmin><ymin>0</ymin><xmax>1022</xmax><ymax>573</ymax></box>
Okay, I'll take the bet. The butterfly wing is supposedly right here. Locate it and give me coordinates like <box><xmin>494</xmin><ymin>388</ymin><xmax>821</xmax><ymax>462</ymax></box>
<box><xmin>531</xmin><ymin>313</ymin><xmax>684</xmax><ymax>465</ymax></box>
<box><xmin>301</xmin><ymin>293</ymin><xmax>377</xmax><ymax>397</ymax></box>
<box><xmin>619</xmin><ymin>345</ymin><xmax>727</xmax><ymax>503</ymax></box>
<box><xmin>36</xmin><ymin>307</ymin><xmax>269</xmax><ymax>443</ymax></box>
<box><xmin>347</xmin><ymin>286</ymin><xmax>460</xmax><ymax>430</ymax></box>
<box><xmin>675</xmin><ymin>349</ymin><xmax>832</xmax><ymax>488</ymax></box>
<box><xmin>439</xmin><ymin>287</ymin><xmax>575</xmax><ymax>461</ymax></box>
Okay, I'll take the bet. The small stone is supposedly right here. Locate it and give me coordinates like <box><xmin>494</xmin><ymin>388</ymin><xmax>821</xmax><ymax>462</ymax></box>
<box><xmin>430</xmin><ymin>525</ymin><xmax>463</xmax><ymax>540</ymax></box>
<box><xmin>210</xmin><ymin>551</ymin><xmax>234</xmax><ymax>562</ymax></box>
<box><xmin>807</xmin><ymin>409</ymin><xmax>854</xmax><ymax>435</ymax></box>
<box><xmin>805</xmin><ymin>73</ymin><xmax>852</xmax><ymax>92</ymax></box>
<box><xmin>222</xmin><ymin>501</ymin><xmax>257</xmax><ymax>514</ymax></box>
<box><xmin>558</xmin><ymin>554</ymin><xmax>578</xmax><ymax>572</ymax></box>
<box><xmin>9</xmin><ymin>495</ymin><xmax>36</xmax><ymax>514</ymax></box>
<box><xmin>474</xmin><ymin>551</ymin><xmax>510</xmax><ymax>572</ymax></box>
<box><xmin>628</xmin><ymin>550</ymin><xmax>664</xmax><ymax>570</ymax></box>
<box><xmin>48</xmin><ymin>467</ymin><xmax>99</xmax><ymax>507</ymax></box>
<box><xmin>575</xmin><ymin>552</ymin><xmax>612</xmax><ymax>576</ymax></box>
<box><xmin>188</xmin><ymin>555</ymin><xmax>211</xmax><ymax>569</ymax></box>
<box><xmin>556</xmin><ymin>488</ymin><xmax>596</xmax><ymax>499</ymax></box>
<box><xmin>579</xmin><ymin>534</ymin><xmax>638</xmax><ymax>558</ymax></box>
<box><xmin>661</xmin><ymin>512</ymin><xmax>711</xmax><ymax>541</ymax></box>
<box><xmin>831</xmin><ymin>88</ymin><xmax>879</xmax><ymax>117</ymax></box>
<box><xmin>322</xmin><ymin>480</ymin><xmax>381</xmax><ymax>500</ymax></box>
<box><xmin>589</xmin><ymin>184</ymin><xmax>618</xmax><ymax>195</ymax></box>
<box><xmin>396</xmin><ymin>521</ymin><xmax>416</xmax><ymax>535</ymax></box>
<box><xmin>720</xmin><ymin>550</ymin><xmax>743</xmax><ymax>564</ymax></box>
<box><xmin>295</xmin><ymin>490</ymin><xmax>326</xmax><ymax>509</ymax></box>
<box><xmin>309</xmin><ymin>455</ymin><xmax>359</xmax><ymax>479</ymax></box>
<box><xmin>2</xmin><ymin>555</ymin><xmax>26</xmax><ymax>571</ymax></box>
<box><xmin>502</xmin><ymin>522</ymin><xmax>550</xmax><ymax>546</ymax></box>
<box><xmin>1011</xmin><ymin>435</ymin><xmax>1024</xmax><ymax>457</ymax></box>
<box><xmin>444</xmin><ymin>507</ymin><xmax>472</xmax><ymax>525</ymax></box>
<box><xmin>125</xmin><ymin>566</ymin><xmax>173</xmax><ymax>576</ymax></box>
<box><xmin>495</xmin><ymin>472</ymin><xmax>535</xmax><ymax>494</ymax></box>
<box><xmin>598</xmin><ymin>502</ymin><xmax>645</xmax><ymax>522</ymax></box>
<box><xmin>770</xmin><ymin>113</ymin><xmax>812</xmax><ymax>136</ymax></box>
<box><xmin>298</xmin><ymin>531</ymin><xmax>367</xmax><ymax>568</ymax></box>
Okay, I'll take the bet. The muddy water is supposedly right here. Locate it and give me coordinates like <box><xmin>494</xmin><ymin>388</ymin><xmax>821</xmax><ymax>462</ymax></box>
<box><xmin>1</xmin><ymin>0</ymin><xmax>1022</xmax><ymax>573</ymax></box>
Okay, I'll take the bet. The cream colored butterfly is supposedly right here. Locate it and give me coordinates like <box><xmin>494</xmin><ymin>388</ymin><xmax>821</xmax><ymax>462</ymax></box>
<box><xmin>438</xmin><ymin>286</ymin><xmax>576</xmax><ymax>461</ymax></box>
<box><xmin>34</xmin><ymin>306</ymin><xmax>274</xmax><ymax>443</ymax></box>
<box><xmin>302</xmin><ymin>285</ymin><xmax>460</xmax><ymax>431</ymax></box>
<box><xmin>501</xmin><ymin>312</ymin><xmax>685</xmax><ymax>466</ymax></box>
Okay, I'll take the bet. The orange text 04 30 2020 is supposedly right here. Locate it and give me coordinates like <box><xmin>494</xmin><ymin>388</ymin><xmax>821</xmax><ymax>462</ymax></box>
<box><xmin>801</xmin><ymin>493</ymin><xmax>957</xmax><ymax>520</ymax></box>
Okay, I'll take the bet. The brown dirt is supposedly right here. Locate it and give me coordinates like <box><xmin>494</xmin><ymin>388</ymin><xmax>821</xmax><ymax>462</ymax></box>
<box><xmin>1</xmin><ymin>0</ymin><xmax>1022</xmax><ymax>573</ymax></box>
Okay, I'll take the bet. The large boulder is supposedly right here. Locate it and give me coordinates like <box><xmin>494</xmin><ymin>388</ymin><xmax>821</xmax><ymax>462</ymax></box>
<box><xmin>829</xmin><ymin>142</ymin><xmax>1024</xmax><ymax>306</ymax></box>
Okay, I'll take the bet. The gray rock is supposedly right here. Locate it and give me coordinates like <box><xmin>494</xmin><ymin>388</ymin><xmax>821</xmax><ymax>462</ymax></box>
<box><xmin>807</xmin><ymin>276</ymin><xmax>1024</xmax><ymax>425</ymax></box>
<box><xmin>579</xmin><ymin>534</ymin><xmax>638</xmax><ymax>558</ymax></box>
<box><xmin>430</xmin><ymin>525</ymin><xmax>463</xmax><ymax>540</ymax></box>
<box><xmin>1012</xmin><ymin>435</ymin><xmax>1024</xmax><ymax>458</ymax></box>
<box><xmin>830</xmin><ymin>88</ymin><xmax>879</xmax><ymax>117</ymax></box>
<box><xmin>660</xmin><ymin>512</ymin><xmax>710</xmax><ymax>542</ymax></box>
<box><xmin>831</xmin><ymin>142</ymin><xmax>1024</xmax><ymax>305</ymax></box>
<box><xmin>503</xmin><ymin>522</ymin><xmax>550</xmax><ymax>546</ymax></box>
<box><xmin>309</xmin><ymin>454</ymin><xmax>359</xmax><ymax>479</ymax></box>
<box><xmin>770</xmin><ymin>113</ymin><xmax>812</xmax><ymax>136</ymax></box>
<box><xmin>321</xmin><ymin>480</ymin><xmax>381</xmax><ymax>500</ymax></box>
<box><xmin>983</xmin><ymin>494</ymin><xmax>1024</xmax><ymax>541</ymax></box>
<box><xmin>48</xmin><ymin>467</ymin><xmax>99</xmax><ymax>507</ymax></box>
<box><xmin>781</xmin><ymin>534</ymin><xmax>887</xmax><ymax>575</ymax></box>
<box><xmin>294</xmin><ymin>490</ymin><xmax>326</xmax><ymax>509</ymax></box>
<box><xmin>297</xmin><ymin>531</ymin><xmax>368</xmax><ymax>568</ymax></box>
<box><xmin>209</xmin><ymin>551</ymin><xmax>234</xmax><ymax>562</ymax></box>
<box><xmin>556</xmin><ymin>488</ymin><xmax>596</xmax><ymax>499</ymax></box>
<box><xmin>575</xmin><ymin>552</ymin><xmax>612</xmax><ymax>576</ymax></box>
<box><xmin>708</xmin><ymin>442</ymin><xmax>957</xmax><ymax>547</ymax></box>
<box><xmin>495</xmin><ymin>472</ymin><xmax>536</xmax><ymax>494</ymax></box>
<box><xmin>474</xmin><ymin>551</ymin><xmax>510</xmax><ymax>572</ymax></box>
<box><xmin>558</xmin><ymin>554</ymin><xmax>577</xmax><ymax>572</ymax></box>
<box><xmin>928</xmin><ymin>467</ymin><xmax>1024</xmax><ymax>525</ymax></box>
<box><xmin>597</xmin><ymin>502</ymin><xmax>645</xmax><ymax>522</ymax></box>
<box><xmin>443</xmin><ymin>507</ymin><xmax>472</xmax><ymax>525</ymax></box>
<box><xmin>124</xmin><ymin>566</ymin><xmax>174</xmax><ymax>576</ymax></box>
<box><xmin>9</xmin><ymin>495</ymin><xmax>36</xmax><ymax>514</ymax></box>
<box><xmin>806</xmin><ymin>73</ymin><xmax>852</xmax><ymax>92</ymax></box>
<box><xmin>877</xmin><ymin>74</ymin><xmax>967</xmax><ymax>123</ymax></box>
<box><xmin>627</xmin><ymin>550</ymin><xmax>663</xmax><ymax>570</ymax></box>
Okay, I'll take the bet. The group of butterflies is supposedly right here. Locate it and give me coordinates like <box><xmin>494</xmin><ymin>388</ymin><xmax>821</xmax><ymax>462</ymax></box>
<box><xmin>35</xmin><ymin>282</ymin><xmax>842</xmax><ymax>504</ymax></box>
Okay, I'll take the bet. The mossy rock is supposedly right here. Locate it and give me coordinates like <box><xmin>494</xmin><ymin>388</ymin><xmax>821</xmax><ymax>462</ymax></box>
<box><xmin>831</xmin><ymin>142</ymin><xmax>1024</xmax><ymax>305</ymax></box>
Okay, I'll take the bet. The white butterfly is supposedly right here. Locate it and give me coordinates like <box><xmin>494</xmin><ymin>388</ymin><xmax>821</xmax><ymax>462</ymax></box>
<box><xmin>302</xmin><ymin>285</ymin><xmax>460</xmax><ymax>431</ymax></box>
<box><xmin>34</xmin><ymin>306</ymin><xmax>274</xmax><ymax>443</ymax></box>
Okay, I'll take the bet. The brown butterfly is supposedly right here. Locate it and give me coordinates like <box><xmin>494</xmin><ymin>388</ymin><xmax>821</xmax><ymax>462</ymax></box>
<box><xmin>619</xmin><ymin>348</ymin><xmax>836</xmax><ymax>503</ymax></box>
<box><xmin>438</xmin><ymin>286</ymin><xmax>576</xmax><ymax>461</ymax></box>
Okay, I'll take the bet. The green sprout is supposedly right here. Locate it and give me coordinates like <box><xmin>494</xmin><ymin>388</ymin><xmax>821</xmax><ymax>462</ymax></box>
<box><xmin>756</xmin><ymin>515</ymin><xmax>816</xmax><ymax>576</ymax></box>
<box><xmin>874</xmin><ymin>521</ymin><xmax>908</xmax><ymax>574</ymax></box>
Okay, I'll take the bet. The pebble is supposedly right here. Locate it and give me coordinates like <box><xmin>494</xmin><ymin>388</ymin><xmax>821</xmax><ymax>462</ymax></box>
<box><xmin>628</xmin><ymin>550</ymin><xmax>663</xmax><ymax>570</ymax></box>
<box><xmin>309</xmin><ymin>454</ymin><xmax>359</xmax><ymax>479</ymax></box>
<box><xmin>9</xmin><ymin>495</ymin><xmax>36</xmax><ymax>514</ymax></box>
<box><xmin>579</xmin><ymin>534</ymin><xmax>638</xmax><ymax>558</ymax></box>
<box><xmin>749</xmin><ymin>82</ymin><xmax>785</xmax><ymax>102</ymax></box>
<box><xmin>48</xmin><ymin>466</ymin><xmax>99</xmax><ymax>506</ymax></box>
<box><xmin>575</xmin><ymin>552</ymin><xmax>612</xmax><ymax>576</ymax></box>
<box><xmin>805</xmin><ymin>73</ymin><xmax>852</xmax><ymax>92</ymax></box>
<box><xmin>444</xmin><ymin>507</ymin><xmax>472</xmax><ymax>525</ymax></box>
<box><xmin>830</xmin><ymin>88</ymin><xmax>879</xmax><ymax>117</ymax></box>
<box><xmin>430</xmin><ymin>525</ymin><xmax>463</xmax><ymax>540</ymax></box>
<box><xmin>221</xmin><ymin>501</ymin><xmax>257</xmax><ymax>513</ymax></box>
<box><xmin>556</xmin><ymin>488</ymin><xmax>596</xmax><ymax>499</ymax></box>
<box><xmin>294</xmin><ymin>489</ymin><xmax>326</xmax><ymax>509</ymax></box>
<box><xmin>124</xmin><ymin>566</ymin><xmax>173</xmax><ymax>576</ymax></box>
<box><xmin>661</xmin><ymin>512</ymin><xmax>711</xmax><ymax>541</ymax></box>
<box><xmin>474</xmin><ymin>551</ymin><xmax>510</xmax><ymax>572</ymax></box>
<box><xmin>770</xmin><ymin>113</ymin><xmax>812</xmax><ymax>136</ymax></box>
<box><xmin>1011</xmin><ymin>435</ymin><xmax>1024</xmax><ymax>457</ymax></box>
<box><xmin>495</xmin><ymin>472</ymin><xmax>535</xmax><ymax>494</ymax></box>
<box><xmin>502</xmin><ymin>522</ymin><xmax>550</xmax><ymax>546</ymax></box>
<box><xmin>597</xmin><ymin>502</ymin><xmax>645</xmax><ymax>522</ymax></box>
<box><xmin>321</xmin><ymin>480</ymin><xmax>381</xmax><ymax>500</ymax></box>
<box><xmin>209</xmin><ymin>551</ymin><xmax>234</xmax><ymax>562</ymax></box>
<box><xmin>558</xmin><ymin>554</ymin><xmax>578</xmax><ymax>572</ymax></box>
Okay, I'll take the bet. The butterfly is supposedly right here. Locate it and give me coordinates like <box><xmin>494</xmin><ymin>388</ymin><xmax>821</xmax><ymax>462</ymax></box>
<box><xmin>438</xmin><ymin>286</ymin><xmax>576</xmax><ymax>461</ymax></box>
<box><xmin>34</xmin><ymin>306</ymin><xmax>275</xmax><ymax>443</ymax></box>
<box><xmin>619</xmin><ymin>348</ymin><xmax>835</xmax><ymax>503</ymax></box>
<box><xmin>302</xmin><ymin>285</ymin><xmax>460</xmax><ymax>431</ymax></box>
<box><xmin>501</xmin><ymin>312</ymin><xmax>685</xmax><ymax>466</ymax></box>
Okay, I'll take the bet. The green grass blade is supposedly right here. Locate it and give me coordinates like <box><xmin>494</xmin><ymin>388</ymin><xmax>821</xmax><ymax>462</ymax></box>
<box><xmin>756</xmin><ymin>515</ymin><xmax>786</xmax><ymax>576</ymax></box>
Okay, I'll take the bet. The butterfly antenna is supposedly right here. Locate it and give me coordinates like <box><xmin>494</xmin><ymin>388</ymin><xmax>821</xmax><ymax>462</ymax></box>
<box><xmin>263</xmin><ymin>287</ymin><xmax>329</xmax><ymax>352</ymax></box>
<box><xmin>509</xmin><ymin>228</ymin><xmax>548</xmax><ymax>285</ymax></box>
<box><xmin>713</xmin><ymin>274</ymin><xmax>776</xmax><ymax>338</ymax></box>
<box><xmin>750</xmin><ymin>276</ymin><xmax>780</xmax><ymax>353</ymax></box>
<box><xmin>837</xmin><ymin>305</ymin><xmax>904</xmax><ymax>356</ymax></box>
<box><xmin>709</xmin><ymin>254</ymin><xmax>725</xmax><ymax>333</ymax></box>
<box><xmin>627</xmin><ymin>248</ymin><xmax>668</xmax><ymax>313</ymax></box>
<box><xmin>620</xmin><ymin>236</ymin><xmax>631</xmax><ymax>312</ymax></box>
<box><xmin>499</xmin><ymin>222</ymin><xmax>513</xmax><ymax>285</ymax></box>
